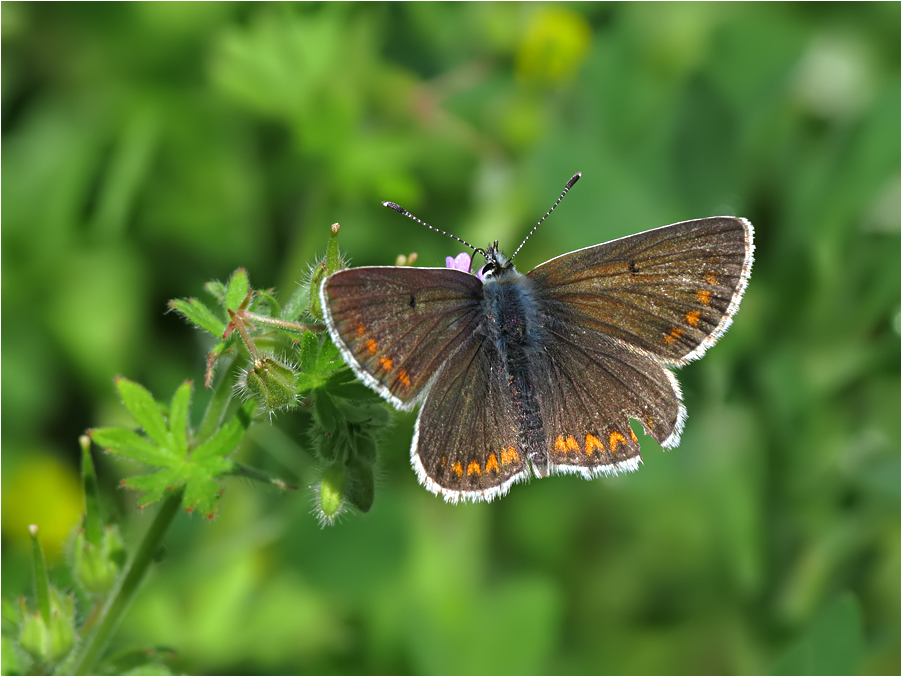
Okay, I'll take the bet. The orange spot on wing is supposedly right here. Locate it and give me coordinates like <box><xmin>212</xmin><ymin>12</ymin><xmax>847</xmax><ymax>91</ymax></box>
<box><xmin>685</xmin><ymin>310</ymin><xmax>701</xmax><ymax>327</ymax></box>
<box><xmin>452</xmin><ymin>461</ymin><xmax>463</xmax><ymax>477</ymax></box>
<box><xmin>705</xmin><ymin>272</ymin><xmax>718</xmax><ymax>285</ymax></box>
<box><xmin>663</xmin><ymin>327</ymin><xmax>684</xmax><ymax>344</ymax></box>
<box><xmin>440</xmin><ymin>456</ymin><xmax>447</xmax><ymax>468</ymax></box>
<box><xmin>501</xmin><ymin>446</ymin><xmax>520</xmax><ymax>465</ymax></box>
<box><xmin>398</xmin><ymin>369</ymin><xmax>411</xmax><ymax>387</ymax></box>
<box><xmin>585</xmin><ymin>434</ymin><xmax>604</xmax><ymax>455</ymax></box>
<box><xmin>356</xmin><ymin>323</ymin><xmax>366</xmax><ymax>337</ymax></box>
<box><xmin>609</xmin><ymin>431</ymin><xmax>627</xmax><ymax>452</ymax></box>
<box><xmin>629</xmin><ymin>428</ymin><xmax>638</xmax><ymax>442</ymax></box>
<box><xmin>555</xmin><ymin>436</ymin><xmax>567</xmax><ymax>452</ymax></box>
<box><xmin>467</xmin><ymin>461</ymin><xmax>482</xmax><ymax>477</ymax></box>
<box><xmin>697</xmin><ymin>289</ymin><xmax>712</xmax><ymax>306</ymax></box>
<box><xmin>378</xmin><ymin>356</ymin><xmax>393</xmax><ymax>371</ymax></box>
<box><xmin>485</xmin><ymin>453</ymin><xmax>500</xmax><ymax>474</ymax></box>
<box><xmin>566</xmin><ymin>436</ymin><xmax>580</xmax><ymax>452</ymax></box>
<box><xmin>365</xmin><ymin>338</ymin><xmax>378</xmax><ymax>355</ymax></box>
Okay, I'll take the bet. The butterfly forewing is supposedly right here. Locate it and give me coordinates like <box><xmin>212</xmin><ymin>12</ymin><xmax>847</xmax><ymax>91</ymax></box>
<box><xmin>528</xmin><ymin>217</ymin><xmax>754</xmax><ymax>365</ymax></box>
<box><xmin>412</xmin><ymin>330</ymin><xmax>529</xmax><ymax>502</ymax></box>
<box><xmin>321</xmin><ymin>267</ymin><xmax>484</xmax><ymax>410</ymax></box>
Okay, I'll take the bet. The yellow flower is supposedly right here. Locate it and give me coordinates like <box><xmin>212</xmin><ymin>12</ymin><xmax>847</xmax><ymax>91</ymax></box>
<box><xmin>516</xmin><ymin>7</ymin><xmax>592</xmax><ymax>85</ymax></box>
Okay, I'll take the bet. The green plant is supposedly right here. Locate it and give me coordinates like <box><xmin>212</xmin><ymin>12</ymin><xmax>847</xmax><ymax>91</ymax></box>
<box><xmin>2</xmin><ymin>223</ymin><xmax>395</xmax><ymax>675</ymax></box>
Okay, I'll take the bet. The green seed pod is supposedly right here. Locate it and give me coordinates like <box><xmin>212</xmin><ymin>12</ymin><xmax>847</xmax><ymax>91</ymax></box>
<box><xmin>47</xmin><ymin>604</ymin><xmax>75</xmax><ymax>664</ymax></box>
<box><xmin>18</xmin><ymin>611</ymin><xmax>49</xmax><ymax>663</ymax></box>
<box><xmin>308</xmin><ymin>223</ymin><xmax>345</xmax><ymax>321</ymax></box>
<box><xmin>240</xmin><ymin>355</ymin><xmax>299</xmax><ymax>412</ymax></box>
<box><xmin>17</xmin><ymin>588</ymin><xmax>76</xmax><ymax>665</ymax></box>
<box><xmin>316</xmin><ymin>463</ymin><xmax>348</xmax><ymax>526</ymax></box>
<box><xmin>73</xmin><ymin>526</ymin><xmax>125</xmax><ymax>597</ymax></box>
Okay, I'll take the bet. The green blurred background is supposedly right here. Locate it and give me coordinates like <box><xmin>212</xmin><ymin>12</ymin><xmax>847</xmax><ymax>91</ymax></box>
<box><xmin>2</xmin><ymin>2</ymin><xmax>899</xmax><ymax>674</ymax></box>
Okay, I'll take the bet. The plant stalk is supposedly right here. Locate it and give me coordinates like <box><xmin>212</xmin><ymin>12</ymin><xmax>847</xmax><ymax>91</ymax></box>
<box><xmin>65</xmin><ymin>490</ymin><xmax>182</xmax><ymax>675</ymax></box>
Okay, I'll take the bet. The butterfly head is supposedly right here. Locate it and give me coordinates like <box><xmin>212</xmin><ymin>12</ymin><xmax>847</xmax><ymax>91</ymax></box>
<box><xmin>477</xmin><ymin>241</ymin><xmax>514</xmax><ymax>280</ymax></box>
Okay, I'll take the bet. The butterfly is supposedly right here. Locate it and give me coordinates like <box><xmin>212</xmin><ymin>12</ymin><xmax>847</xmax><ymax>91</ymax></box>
<box><xmin>320</xmin><ymin>174</ymin><xmax>754</xmax><ymax>503</ymax></box>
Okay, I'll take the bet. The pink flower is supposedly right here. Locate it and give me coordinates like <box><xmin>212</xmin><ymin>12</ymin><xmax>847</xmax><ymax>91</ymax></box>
<box><xmin>445</xmin><ymin>252</ymin><xmax>471</xmax><ymax>273</ymax></box>
<box><xmin>445</xmin><ymin>252</ymin><xmax>484</xmax><ymax>279</ymax></box>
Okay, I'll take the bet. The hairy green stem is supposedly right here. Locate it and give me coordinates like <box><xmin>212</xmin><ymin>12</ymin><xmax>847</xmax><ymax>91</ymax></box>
<box><xmin>66</xmin><ymin>490</ymin><xmax>182</xmax><ymax>675</ymax></box>
<box><xmin>232</xmin><ymin>462</ymin><xmax>298</xmax><ymax>491</ymax></box>
<box><xmin>198</xmin><ymin>356</ymin><xmax>240</xmax><ymax>443</ymax></box>
<box><xmin>240</xmin><ymin>311</ymin><xmax>324</xmax><ymax>334</ymax></box>
<box><xmin>80</xmin><ymin>436</ymin><xmax>103</xmax><ymax>546</ymax></box>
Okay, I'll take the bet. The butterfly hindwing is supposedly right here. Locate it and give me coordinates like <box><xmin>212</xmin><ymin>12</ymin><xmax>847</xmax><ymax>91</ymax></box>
<box><xmin>533</xmin><ymin>318</ymin><xmax>686</xmax><ymax>481</ymax></box>
<box><xmin>321</xmin><ymin>267</ymin><xmax>484</xmax><ymax>410</ymax></box>
<box><xmin>528</xmin><ymin>217</ymin><xmax>754</xmax><ymax>366</ymax></box>
<box><xmin>412</xmin><ymin>329</ymin><xmax>530</xmax><ymax>502</ymax></box>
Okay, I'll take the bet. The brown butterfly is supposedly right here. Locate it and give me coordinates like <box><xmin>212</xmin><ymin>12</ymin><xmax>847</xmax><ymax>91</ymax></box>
<box><xmin>321</xmin><ymin>174</ymin><xmax>754</xmax><ymax>502</ymax></box>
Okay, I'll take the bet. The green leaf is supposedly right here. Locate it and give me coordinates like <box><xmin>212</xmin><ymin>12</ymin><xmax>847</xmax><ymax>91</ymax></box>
<box><xmin>90</xmin><ymin>428</ymin><xmax>173</xmax><ymax>466</ymax></box>
<box><xmin>352</xmin><ymin>432</ymin><xmax>377</xmax><ymax>464</ymax></box>
<box><xmin>281</xmin><ymin>278</ymin><xmax>310</xmax><ymax>321</ymax></box>
<box><xmin>324</xmin><ymin>368</ymin><xmax>381</xmax><ymax>401</ymax></box>
<box><xmin>313</xmin><ymin>391</ymin><xmax>340</xmax><ymax>434</ymax></box>
<box><xmin>338</xmin><ymin>400</ymin><xmax>390</xmax><ymax>427</ymax></box>
<box><xmin>123</xmin><ymin>470</ymin><xmax>181</xmax><ymax>508</ymax></box>
<box><xmin>96</xmin><ymin>382</ymin><xmax>251</xmax><ymax>513</ymax></box>
<box><xmin>204</xmin><ymin>279</ymin><xmax>228</xmax><ymax>301</ymax></box>
<box><xmin>298</xmin><ymin>330</ymin><xmax>319</xmax><ymax>373</ymax></box>
<box><xmin>168</xmin><ymin>298</ymin><xmax>227</xmax><ymax>337</ymax></box>
<box><xmin>345</xmin><ymin>458</ymin><xmax>374</xmax><ymax>513</ymax></box>
<box><xmin>327</xmin><ymin>379</ymin><xmax>382</xmax><ymax>402</ymax></box>
<box><xmin>116</xmin><ymin>378</ymin><xmax>170</xmax><ymax>447</ymax></box>
<box><xmin>225</xmin><ymin>268</ymin><xmax>250</xmax><ymax>311</ymax></box>
<box><xmin>183</xmin><ymin>473</ymin><xmax>223</xmax><ymax>517</ymax></box>
<box><xmin>317</xmin><ymin>336</ymin><xmax>342</xmax><ymax>371</ymax></box>
<box><xmin>191</xmin><ymin>407</ymin><xmax>250</xmax><ymax>464</ymax></box>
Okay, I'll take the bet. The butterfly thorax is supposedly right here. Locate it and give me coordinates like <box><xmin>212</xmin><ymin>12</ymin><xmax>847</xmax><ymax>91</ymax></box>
<box><xmin>482</xmin><ymin>267</ymin><xmax>540</xmax><ymax>348</ymax></box>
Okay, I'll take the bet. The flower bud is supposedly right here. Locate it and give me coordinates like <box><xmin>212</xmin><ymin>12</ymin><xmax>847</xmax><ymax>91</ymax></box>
<box><xmin>239</xmin><ymin>355</ymin><xmax>299</xmax><ymax>412</ymax></box>
<box><xmin>47</xmin><ymin>604</ymin><xmax>75</xmax><ymax>664</ymax></box>
<box><xmin>308</xmin><ymin>223</ymin><xmax>346</xmax><ymax>321</ymax></box>
<box><xmin>18</xmin><ymin>610</ymin><xmax>49</xmax><ymax>663</ymax></box>
<box><xmin>73</xmin><ymin>525</ymin><xmax>125</xmax><ymax>597</ymax></box>
<box><xmin>315</xmin><ymin>463</ymin><xmax>348</xmax><ymax>527</ymax></box>
<box><xmin>17</xmin><ymin>588</ymin><xmax>76</xmax><ymax>665</ymax></box>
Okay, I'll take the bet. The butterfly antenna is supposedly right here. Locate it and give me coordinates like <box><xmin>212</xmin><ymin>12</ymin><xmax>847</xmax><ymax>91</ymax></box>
<box><xmin>509</xmin><ymin>172</ymin><xmax>581</xmax><ymax>263</ymax></box>
<box><xmin>382</xmin><ymin>201</ymin><xmax>484</xmax><ymax>256</ymax></box>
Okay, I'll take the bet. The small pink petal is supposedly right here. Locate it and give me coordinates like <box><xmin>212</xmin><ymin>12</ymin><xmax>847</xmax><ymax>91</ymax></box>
<box><xmin>445</xmin><ymin>252</ymin><xmax>472</xmax><ymax>273</ymax></box>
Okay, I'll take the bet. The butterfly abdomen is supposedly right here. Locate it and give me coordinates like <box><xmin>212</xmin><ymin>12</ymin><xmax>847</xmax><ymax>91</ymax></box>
<box><xmin>482</xmin><ymin>269</ymin><xmax>550</xmax><ymax>477</ymax></box>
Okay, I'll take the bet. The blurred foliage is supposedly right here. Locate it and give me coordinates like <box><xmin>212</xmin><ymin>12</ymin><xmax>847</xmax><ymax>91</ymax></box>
<box><xmin>2</xmin><ymin>2</ymin><xmax>899</xmax><ymax>674</ymax></box>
